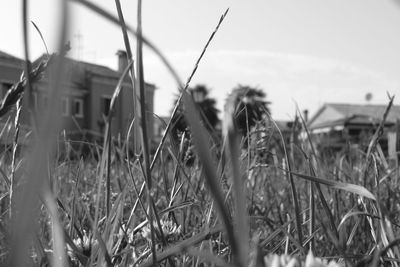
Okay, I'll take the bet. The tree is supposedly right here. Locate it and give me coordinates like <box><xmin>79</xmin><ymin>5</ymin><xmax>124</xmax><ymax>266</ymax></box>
<box><xmin>170</xmin><ymin>84</ymin><xmax>220</xmax><ymax>164</ymax></box>
<box><xmin>226</xmin><ymin>85</ymin><xmax>270</xmax><ymax>136</ymax></box>
<box><xmin>171</xmin><ymin>84</ymin><xmax>220</xmax><ymax>137</ymax></box>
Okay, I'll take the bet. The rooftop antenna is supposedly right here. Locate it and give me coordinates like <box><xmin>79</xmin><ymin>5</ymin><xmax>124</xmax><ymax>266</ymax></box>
<box><xmin>73</xmin><ymin>32</ymin><xmax>83</xmax><ymax>60</ymax></box>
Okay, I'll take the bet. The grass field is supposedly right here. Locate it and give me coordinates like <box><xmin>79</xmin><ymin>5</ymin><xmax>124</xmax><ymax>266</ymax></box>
<box><xmin>0</xmin><ymin>1</ymin><xmax>399</xmax><ymax>266</ymax></box>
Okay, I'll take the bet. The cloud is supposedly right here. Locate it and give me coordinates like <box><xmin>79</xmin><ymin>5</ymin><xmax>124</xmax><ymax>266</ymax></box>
<box><xmin>142</xmin><ymin>49</ymin><xmax>400</xmax><ymax>120</ymax></box>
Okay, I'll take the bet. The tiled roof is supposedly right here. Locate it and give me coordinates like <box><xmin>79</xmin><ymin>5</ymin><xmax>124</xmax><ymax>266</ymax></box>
<box><xmin>0</xmin><ymin>50</ymin><xmax>22</xmax><ymax>61</ymax></box>
<box><xmin>33</xmin><ymin>54</ymin><xmax>156</xmax><ymax>87</ymax></box>
<box><xmin>0</xmin><ymin>50</ymin><xmax>24</xmax><ymax>65</ymax></box>
<box><xmin>308</xmin><ymin>103</ymin><xmax>400</xmax><ymax>129</ymax></box>
<box><xmin>33</xmin><ymin>54</ymin><xmax>121</xmax><ymax>78</ymax></box>
<box><xmin>328</xmin><ymin>103</ymin><xmax>400</xmax><ymax>123</ymax></box>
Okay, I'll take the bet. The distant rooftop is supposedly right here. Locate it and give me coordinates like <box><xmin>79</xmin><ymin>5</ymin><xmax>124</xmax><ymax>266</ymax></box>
<box><xmin>0</xmin><ymin>50</ymin><xmax>24</xmax><ymax>65</ymax></box>
<box><xmin>33</xmin><ymin>53</ymin><xmax>156</xmax><ymax>88</ymax></box>
<box><xmin>308</xmin><ymin>103</ymin><xmax>400</xmax><ymax>130</ymax></box>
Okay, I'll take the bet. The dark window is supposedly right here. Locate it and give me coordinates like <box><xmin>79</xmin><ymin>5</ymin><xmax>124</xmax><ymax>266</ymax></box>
<box><xmin>348</xmin><ymin>128</ymin><xmax>361</xmax><ymax>136</ymax></box>
<box><xmin>73</xmin><ymin>98</ymin><xmax>84</xmax><ymax>118</ymax></box>
<box><xmin>3</xmin><ymin>83</ymin><xmax>13</xmax><ymax>90</ymax></box>
<box><xmin>1</xmin><ymin>82</ymin><xmax>13</xmax><ymax>98</ymax></box>
<box><xmin>102</xmin><ymin>97</ymin><xmax>111</xmax><ymax>116</ymax></box>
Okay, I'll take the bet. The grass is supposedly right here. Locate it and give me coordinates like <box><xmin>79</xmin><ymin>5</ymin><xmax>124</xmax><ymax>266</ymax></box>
<box><xmin>0</xmin><ymin>1</ymin><xmax>399</xmax><ymax>266</ymax></box>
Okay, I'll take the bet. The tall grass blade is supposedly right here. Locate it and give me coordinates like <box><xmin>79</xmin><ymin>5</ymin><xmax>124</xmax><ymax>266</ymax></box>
<box><xmin>297</xmin><ymin>106</ymin><xmax>339</xmax><ymax>239</ymax></box>
<box><xmin>183</xmin><ymin>91</ymin><xmax>239</xmax><ymax>265</ymax></box>
<box><xmin>337</xmin><ymin>211</ymin><xmax>380</xmax><ymax>231</ymax></box>
<box><xmin>289</xmin><ymin>171</ymin><xmax>376</xmax><ymax>200</ymax></box>
<box><xmin>31</xmin><ymin>21</ymin><xmax>49</xmax><ymax>55</ymax></box>
<box><xmin>308</xmin><ymin>166</ymin><xmax>315</xmax><ymax>252</ymax></box>
<box><xmin>72</xmin><ymin>0</ymin><xmax>229</xmax><ymax>174</ymax></box>
<box><xmin>95</xmin><ymin>60</ymin><xmax>132</xmax><ymax>224</ymax></box>
<box><xmin>139</xmin><ymin>224</ymin><xmax>223</xmax><ymax>267</ymax></box>
<box><xmin>70</xmin><ymin>0</ymin><xmax>182</xmax><ymax>86</ymax></box>
<box><xmin>135</xmin><ymin>1</ymin><xmax>165</xmax><ymax>265</ymax></box>
<box><xmin>361</xmin><ymin>95</ymin><xmax>394</xmax><ymax>183</ymax></box>
<box><xmin>114</xmin><ymin>0</ymin><xmax>140</xmax><ymax>155</ymax></box>
<box><xmin>9</xmin><ymin>0</ymin><xmax>70</xmax><ymax>265</ymax></box>
<box><xmin>224</xmin><ymin>89</ymin><xmax>250</xmax><ymax>266</ymax></box>
<box><xmin>22</xmin><ymin>0</ymin><xmax>33</xmax><ymax>114</ymax></box>
<box><xmin>42</xmin><ymin>190</ymin><xmax>68</xmax><ymax>267</ymax></box>
<box><xmin>9</xmin><ymin>99</ymin><xmax>22</xmax><ymax>219</ymax></box>
<box><xmin>269</xmin><ymin>114</ymin><xmax>303</xmax><ymax>248</ymax></box>
<box><xmin>150</xmin><ymin>8</ymin><xmax>229</xmax><ymax>170</ymax></box>
<box><xmin>0</xmin><ymin>55</ymin><xmax>52</xmax><ymax>118</ymax></box>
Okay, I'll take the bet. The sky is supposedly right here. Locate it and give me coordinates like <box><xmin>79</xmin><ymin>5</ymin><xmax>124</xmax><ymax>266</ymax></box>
<box><xmin>1</xmin><ymin>0</ymin><xmax>400</xmax><ymax>121</ymax></box>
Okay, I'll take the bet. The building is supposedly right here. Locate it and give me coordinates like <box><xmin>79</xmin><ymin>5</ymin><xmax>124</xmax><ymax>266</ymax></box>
<box><xmin>0</xmin><ymin>51</ymin><xmax>24</xmax><ymax>101</ymax></box>
<box><xmin>307</xmin><ymin>103</ymin><xmax>400</xmax><ymax>159</ymax></box>
<box><xmin>153</xmin><ymin>116</ymin><xmax>170</xmax><ymax>145</ymax></box>
<box><xmin>0</xmin><ymin>50</ymin><xmax>156</xmax><ymax>148</ymax></box>
<box><xmin>0</xmin><ymin>50</ymin><xmax>26</xmax><ymax>146</ymax></box>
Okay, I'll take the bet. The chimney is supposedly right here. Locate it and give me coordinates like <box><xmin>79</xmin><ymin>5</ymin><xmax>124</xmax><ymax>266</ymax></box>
<box><xmin>116</xmin><ymin>50</ymin><xmax>128</xmax><ymax>72</ymax></box>
<box><xmin>303</xmin><ymin>109</ymin><xmax>309</xmax><ymax>122</ymax></box>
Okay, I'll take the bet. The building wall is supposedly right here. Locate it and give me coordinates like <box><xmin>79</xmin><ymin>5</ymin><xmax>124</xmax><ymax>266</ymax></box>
<box><xmin>89</xmin><ymin>76</ymin><xmax>121</xmax><ymax>136</ymax></box>
<box><xmin>24</xmin><ymin>79</ymin><xmax>89</xmax><ymax>132</ymax></box>
<box><xmin>0</xmin><ymin>62</ymin><xmax>23</xmax><ymax>98</ymax></box>
<box><xmin>118</xmin><ymin>82</ymin><xmax>156</xmax><ymax>146</ymax></box>
<box><xmin>0</xmin><ymin>53</ymin><xmax>157</xmax><ymax>147</ymax></box>
<box><xmin>120</xmin><ymin>82</ymin><xmax>134</xmax><ymax>138</ymax></box>
<box><xmin>0</xmin><ymin>59</ymin><xmax>24</xmax><ymax>144</ymax></box>
<box><xmin>144</xmin><ymin>84</ymin><xmax>155</xmax><ymax>142</ymax></box>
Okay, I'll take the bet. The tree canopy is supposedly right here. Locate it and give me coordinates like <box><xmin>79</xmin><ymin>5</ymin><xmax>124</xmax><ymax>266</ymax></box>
<box><xmin>225</xmin><ymin>85</ymin><xmax>270</xmax><ymax>136</ymax></box>
<box><xmin>171</xmin><ymin>84</ymin><xmax>220</xmax><ymax>139</ymax></box>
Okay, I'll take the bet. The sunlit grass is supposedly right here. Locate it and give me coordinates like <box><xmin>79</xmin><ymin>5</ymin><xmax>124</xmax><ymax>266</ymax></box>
<box><xmin>0</xmin><ymin>1</ymin><xmax>398</xmax><ymax>267</ymax></box>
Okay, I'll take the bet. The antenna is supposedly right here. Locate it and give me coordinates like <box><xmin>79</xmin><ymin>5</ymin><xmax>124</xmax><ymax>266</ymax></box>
<box><xmin>73</xmin><ymin>32</ymin><xmax>83</xmax><ymax>60</ymax></box>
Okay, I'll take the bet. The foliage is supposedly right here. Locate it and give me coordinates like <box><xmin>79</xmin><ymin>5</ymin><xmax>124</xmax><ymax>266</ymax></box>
<box><xmin>171</xmin><ymin>84</ymin><xmax>220</xmax><ymax>139</ymax></box>
<box><xmin>170</xmin><ymin>85</ymin><xmax>220</xmax><ymax>165</ymax></box>
<box><xmin>227</xmin><ymin>84</ymin><xmax>271</xmax><ymax>136</ymax></box>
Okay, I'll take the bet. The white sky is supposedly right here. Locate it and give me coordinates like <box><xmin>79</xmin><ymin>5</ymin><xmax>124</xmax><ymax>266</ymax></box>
<box><xmin>1</xmin><ymin>0</ymin><xmax>400</xmax><ymax>120</ymax></box>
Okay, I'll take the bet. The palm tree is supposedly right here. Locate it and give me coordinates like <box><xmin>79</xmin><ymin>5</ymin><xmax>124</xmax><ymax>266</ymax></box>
<box><xmin>171</xmin><ymin>84</ymin><xmax>219</xmax><ymax>137</ymax></box>
<box><xmin>170</xmin><ymin>84</ymin><xmax>220</xmax><ymax>164</ymax></box>
<box><xmin>226</xmin><ymin>85</ymin><xmax>270</xmax><ymax>136</ymax></box>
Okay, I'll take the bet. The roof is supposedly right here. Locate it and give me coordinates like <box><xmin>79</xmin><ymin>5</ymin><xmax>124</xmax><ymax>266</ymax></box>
<box><xmin>308</xmin><ymin>103</ymin><xmax>400</xmax><ymax>130</ymax></box>
<box><xmin>0</xmin><ymin>50</ymin><xmax>24</xmax><ymax>66</ymax></box>
<box><xmin>33</xmin><ymin>54</ymin><xmax>122</xmax><ymax>78</ymax></box>
<box><xmin>0</xmin><ymin>50</ymin><xmax>22</xmax><ymax>61</ymax></box>
<box><xmin>33</xmin><ymin>54</ymin><xmax>156</xmax><ymax>88</ymax></box>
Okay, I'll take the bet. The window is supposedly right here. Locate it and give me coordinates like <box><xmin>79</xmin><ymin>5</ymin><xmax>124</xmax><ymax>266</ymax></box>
<box><xmin>61</xmin><ymin>97</ymin><xmax>70</xmax><ymax>116</ymax></box>
<box><xmin>102</xmin><ymin>96</ymin><xmax>112</xmax><ymax>116</ymax></box>
<box><xmin>1</xmin><ymin>82</ymin><xmax>13</xmax><ymax>98</ymax></box>
<box><xmin>73</xmin><ymin>98</ymin><xmax>84</xmax><ymax>118</ymax></box>
<box><xmin>3</xmin><ymin>83</ymin><xmax>13</xmax><ymax>90</ymax></box>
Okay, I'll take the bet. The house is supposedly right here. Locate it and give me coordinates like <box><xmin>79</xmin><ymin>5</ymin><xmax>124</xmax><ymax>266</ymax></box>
<box><xmin>307</xmin><ymin>103</ymin><xmax>400</xmax><ymax>159</ymax></box>
<box><xmin>153</xmin><ymin>116</ymin><xmax>170</xmax><ymax>145</ymax></box>
<box><xmin>0</xmin><ymin>50</ymin><xmax>24</xmax><ymax>100</ymax></box>
<box><xmin>0</xmin><ymin>50</ymin><xmax>27</xmax><ymax>146</ymax></box>
<box><xmin>0</xmin><ymin>49</ymin><xmax>156</xmax><ymax>149</ymax></box>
